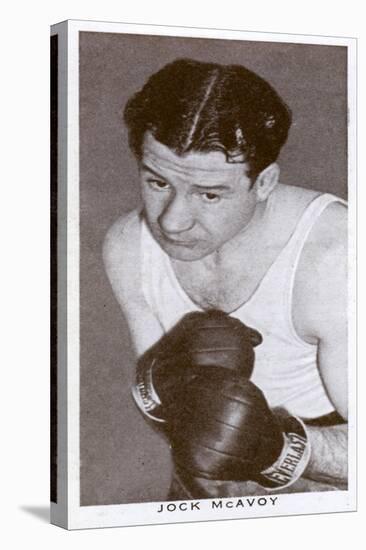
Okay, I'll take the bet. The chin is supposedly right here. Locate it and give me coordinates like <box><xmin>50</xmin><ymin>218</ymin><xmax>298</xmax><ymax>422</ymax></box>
<box><xmin>164</xmin><ymin>247</ymin><xmax>206</xmax><ymax>262</ymax></box>
<box><xmin>147</xmin><ymin>223</ymin><xmax>213</xmax><ymax>261</ymax></box>
<box><xmin>162</xmin><ymin>243</ymin><xmax>207</xmax><ymax>262</ymax></box>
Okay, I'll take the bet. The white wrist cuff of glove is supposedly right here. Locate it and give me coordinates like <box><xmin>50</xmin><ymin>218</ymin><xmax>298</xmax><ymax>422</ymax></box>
<box><xmin>256</xmin><ymin>414</ymin><xmax>311</xmax><ymax>491</ymax></box>
<box><xmin>131</xmin><ymin>358</ymin><xmax>167</xmax><ymax>423</ymax></box>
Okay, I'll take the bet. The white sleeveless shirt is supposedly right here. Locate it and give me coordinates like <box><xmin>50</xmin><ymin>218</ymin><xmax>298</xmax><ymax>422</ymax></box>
<box><xmin>140</xmin><ymin>193</ymin><xmax>346</xmax><ymax>420</ymax></box>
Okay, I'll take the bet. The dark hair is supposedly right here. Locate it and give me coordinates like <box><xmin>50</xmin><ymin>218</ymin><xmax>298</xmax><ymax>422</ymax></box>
<box><xmin>123</xmin><ymin>58</ymin><xmax>292</xmax><ymax>180</ymax></box>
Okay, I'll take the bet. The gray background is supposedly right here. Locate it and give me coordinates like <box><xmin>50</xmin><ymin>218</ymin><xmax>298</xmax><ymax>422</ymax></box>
<box><xmin>79</xmin><ymin>31</ymin><xmax>347</xmax><ymax>506</ymax></box>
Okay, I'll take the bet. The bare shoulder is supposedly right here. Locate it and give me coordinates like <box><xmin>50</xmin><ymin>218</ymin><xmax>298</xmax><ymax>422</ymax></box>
<box><xmin>297</xmin><ymin>199</ymin><xmax>347</xmax><ymax>271</ymax></box>
<box><xmin>305</xmin><ymin>200</ymin><xmax>348</xmax><ymax>287</ymax></box>
<box><xmin>308</xmin><ymin>200</ymin><xmax>347</xmax><ymax>249</ymax></box>
<box><xmin>103</xmin><ymin>210</ymin><xmax>165</xmax><ymax>355</ymax></box>
<box><xmin>102</xmin><ymin>209</ymin><xmax>143</xmax><ymax>306</ymax></box>
<box><xmin>293</xmin><ymin>198</ymin><xmax>348</xmax><ymax>417</ymax></box>
<box><xmin>293</xmin><ymin>198</ymin><xmax>348</xmax><ymax>341</ymax></box>
<box><xmin>103</xmin><ymin>209</ymin><xmax>140</xmax><ymax>256</ymax></box>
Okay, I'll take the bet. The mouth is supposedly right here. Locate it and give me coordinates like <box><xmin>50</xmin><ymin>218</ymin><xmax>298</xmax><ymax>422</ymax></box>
<box><xmin>161</xmin><ymin>233</ymin><xmax>197</xmax><ymax>248</ymax></box>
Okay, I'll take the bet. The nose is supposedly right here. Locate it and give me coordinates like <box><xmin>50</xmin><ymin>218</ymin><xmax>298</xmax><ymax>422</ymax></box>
<box><xmin>158</xmin><ymin>192</ymin><xmax>195</xmax><ymax>235</ymax></box>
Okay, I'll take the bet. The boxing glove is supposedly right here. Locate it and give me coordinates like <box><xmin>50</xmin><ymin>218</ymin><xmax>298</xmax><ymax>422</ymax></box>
<box><xmin>169</xmin><ymin>373</ymin><xmax>311</xmax><ymax>490</ymax></box>
<box><xmin>132</xmin><ymin>310</ymin><xmax>262</xmax><ymax>423</ymax></box>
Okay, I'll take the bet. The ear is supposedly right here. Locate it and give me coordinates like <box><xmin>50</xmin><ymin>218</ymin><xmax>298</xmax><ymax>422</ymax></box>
<box><xmin>254</xmin><ymin>163</ymin><xmax>280</xmax><ymax>202</ymax></box>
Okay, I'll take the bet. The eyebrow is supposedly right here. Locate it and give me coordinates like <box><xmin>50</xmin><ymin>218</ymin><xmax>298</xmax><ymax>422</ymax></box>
<box><xmin>193</xmin><ymin>184</ymin><xmax>232</xmax><ymax>192</ymax></box>
<box><xmin>140</xmin><ymin>163</ymin><xmax>164</xmax><ymax>179</ymax></box>
<box><xmin>140</xmin><ymin>162</ymin><xmax>232</xmax><ymax>191</ymax></box>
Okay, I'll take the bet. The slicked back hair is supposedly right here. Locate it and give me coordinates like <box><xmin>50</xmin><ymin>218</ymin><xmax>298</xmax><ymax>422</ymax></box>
<box><xmin>123</xmin><ymin>59</ymin><xmax>292</xmax><ymax>182</ymax></box>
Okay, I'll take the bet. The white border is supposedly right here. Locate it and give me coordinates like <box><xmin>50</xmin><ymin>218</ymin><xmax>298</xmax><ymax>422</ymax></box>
<box><xmin>67</xmin><ymin>22</ymin><xmax>81</xmax><ymax>526</ymax></box>
<box><xmin>68</xmin><ymin>18</ymin><xmax>356</xmax><ymax>44</ymax></box>
<box><xmin>54</xmin><ymin>19</ymin><xmax>357</xmax><ymax>530</ymax></box>
<box><xmin>346</xmin><ymin>38</ymin><xmax>357</xmax><ymax>519</ymax></box>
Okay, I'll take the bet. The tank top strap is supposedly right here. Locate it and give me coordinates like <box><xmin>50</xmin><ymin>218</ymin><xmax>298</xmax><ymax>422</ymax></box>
<box><xmin>140</xmin><ymin>218</ymin><xmax>197</xmax><ymax>329</ymax></box>
<box><xmin>234</xmin><ymin>193</ymin><xmax>347</xmax><ymax>346</ymax></box>
<box><xmin>284</xmin><ymin>193</ymin><xmax>347</xmax><ymax>263</ymax></box>
<box><xmin>140</xmin><ymin>219</ymin><xmax>162</xmax><ymax>319</ymax></box>
<box><xmin>280</xmin><ymin>192</ymin><xmax>347</xmax><ymax>345</ymax></box>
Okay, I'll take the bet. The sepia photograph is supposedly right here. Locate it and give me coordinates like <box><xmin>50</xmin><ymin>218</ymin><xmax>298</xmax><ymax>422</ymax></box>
<box><xmin>50</xmin><ymin>19</ymin><xmax>356</xmax><ymax>529</ymax></box>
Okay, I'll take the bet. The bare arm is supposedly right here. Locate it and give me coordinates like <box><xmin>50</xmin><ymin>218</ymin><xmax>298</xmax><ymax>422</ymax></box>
<box><xmin>293</xmin><ymin>202</ymin><xmax>348</xmax><ymax>487</ymax></box>
<box><xmin>305</xmin><ymin>424</ymin><xmax>347</xmax><ymax>487</ymax></box>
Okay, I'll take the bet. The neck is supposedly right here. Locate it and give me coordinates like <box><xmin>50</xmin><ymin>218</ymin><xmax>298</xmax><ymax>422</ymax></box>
<box><xmin>203</xmin><ymin>199</ymin><xmax>270</xmax><ymax>269</ymax></box>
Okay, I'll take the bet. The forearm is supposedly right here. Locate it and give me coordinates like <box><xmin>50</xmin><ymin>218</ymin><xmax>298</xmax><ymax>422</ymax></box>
<box><xmin>303</xmin><ymin>423</ymin><xmax>348</xmax><ymax>487</ymax></box>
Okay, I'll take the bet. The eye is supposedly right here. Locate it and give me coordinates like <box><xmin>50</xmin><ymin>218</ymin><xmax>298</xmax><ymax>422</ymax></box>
<box><xmin>200</xmin><ymin>192</ymin><xmax>220</xmax><ymax>203</ymax></box>
<box><xmin>147</xmin><ymin>179</ymin><xmax>170</xmax><ymax>191</ymax></box>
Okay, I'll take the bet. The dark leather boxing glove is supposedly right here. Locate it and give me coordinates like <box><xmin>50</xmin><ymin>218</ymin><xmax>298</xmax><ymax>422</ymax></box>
<box><xmin>170</xmin><ymin>373</ymin><xmax>311</xmax><ymax>491</ymax></box>
<box><xmin>131</xmin><ymin>310</ymin><xmax>262</xmax><ymax>423</ymax></box>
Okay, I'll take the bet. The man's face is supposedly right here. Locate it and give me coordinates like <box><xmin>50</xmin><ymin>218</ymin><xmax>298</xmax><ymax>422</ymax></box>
<box><xmin>139</xmin><ymin>133</ymin><xmax>259</xmax><ymax>261</ymax></box>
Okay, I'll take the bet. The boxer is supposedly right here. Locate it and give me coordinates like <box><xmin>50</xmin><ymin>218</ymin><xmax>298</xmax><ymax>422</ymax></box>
<box><xmin>103</xmin><ymin>59</ymin><xmax>348</xmax><ymax>498</ymax></box>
